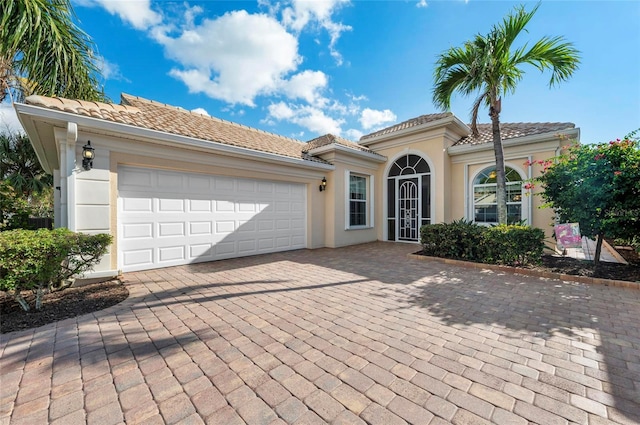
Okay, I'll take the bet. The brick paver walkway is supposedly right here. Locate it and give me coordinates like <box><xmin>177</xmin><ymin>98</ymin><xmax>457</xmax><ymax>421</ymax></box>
<box><xmin>1</xmin><ymin>242</ymin><xmax>639</xmax><ymax>425</ymax></box>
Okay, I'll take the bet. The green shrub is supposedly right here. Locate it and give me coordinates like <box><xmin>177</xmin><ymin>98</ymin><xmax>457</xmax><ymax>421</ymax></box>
<box><xmin>420</xmin><ymin>218</ymin><xmax>485</xmax><ymax>261</ymax></box>
<box><xmin>484</xmin><ymin>225</ymin><xmax>545</xmax><ymax>266</ymax></box>
<box><xmin>0</xmin><ymin>180</ymin><xmax>31</xmax><ymax>230</ymax></box>
<box><xmin>0</xmin><ymin>228</ymin><xmax>112</xmax><ymax>311</ymax></box>
<box><xmin>420</xmin><ymin>220</ymin><xmax>545</xmax><ymax>267</ymax></box>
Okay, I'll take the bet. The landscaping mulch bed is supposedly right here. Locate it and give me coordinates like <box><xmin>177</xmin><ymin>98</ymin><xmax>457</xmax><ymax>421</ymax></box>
<box><xmin>0</xmin><ymin>280</ymin><xmax>128</xmax><ymax>334</ymax></box>
<box><xmin>537</xmin><ymin>254</ymin><xmax>640</xmax><ymax>282</ymax></box>
<box><xmin>1</xmin><ymin>248</ymin><xmax>639</xmax><ymax>335</ymax></box>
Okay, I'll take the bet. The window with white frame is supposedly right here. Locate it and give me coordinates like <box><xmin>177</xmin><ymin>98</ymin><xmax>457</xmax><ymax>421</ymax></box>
<box><xmin>473</xmin><ymin>166</ymin><xmax>524</xmax><ymax>224</ymax></box>
<box><xmin>349</xmin><ymin>173</ymin><xmax>368</xmax><ymax>227</ymax></box>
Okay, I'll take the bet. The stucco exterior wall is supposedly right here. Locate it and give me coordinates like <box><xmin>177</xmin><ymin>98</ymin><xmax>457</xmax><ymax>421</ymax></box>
<box><xmin>74</xmin><ymin>144</ymin><xmax>112</xmax><ymax>272</ymax></box>
<box><xmin>449</xmin><ymin>138</ymin><xmax>565</xmax><ymax>238</ymax></box>
<box><xmin>315</xmin><ymin>151</ymin><xmax>380</xmax><ymax>247</ymax></box>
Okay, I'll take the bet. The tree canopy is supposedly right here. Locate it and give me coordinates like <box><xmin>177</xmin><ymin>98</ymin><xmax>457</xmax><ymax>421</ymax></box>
<box><xmin>533</xmin><ymin>132</ymin><xmax>640</xmax><ymax>265</ymax></box>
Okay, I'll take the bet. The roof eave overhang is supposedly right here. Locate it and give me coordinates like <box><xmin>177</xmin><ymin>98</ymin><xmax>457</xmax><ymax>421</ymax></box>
<box><xmin>447</xmin><ymin>127</ymin><xmax>580</xmax><ymax>156</ymax></box>
<box><xmin>306</xmin><ymin>143</ymin><xmax>387</xmax><ymax>163</ymax></box>
<box><xmin>359</xmin><ymin>114</ymin><xmax>470</xmax><ymax>146</ymax></box>
<box><xmin>15</xmin><ymin>104</ymin><xmax>56</xmax><ymax>173</ymax></box>
<box><xmin>14</xmin><ymin>103</ymin><xmax>335</xmax><ymax>172</ymax></box>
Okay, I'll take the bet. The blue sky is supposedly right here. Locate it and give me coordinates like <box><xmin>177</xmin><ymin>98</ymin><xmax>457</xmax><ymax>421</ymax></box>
<box><xmin>3</xmin><ymin>0</ymin><xmax>639</xmax><ymax>144</ymax></box>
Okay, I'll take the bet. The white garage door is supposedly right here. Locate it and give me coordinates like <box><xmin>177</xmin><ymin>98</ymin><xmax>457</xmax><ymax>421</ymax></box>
<box><xmin>117</xmin><ymin>166</ymin><xmax>307</xmax><ymax>272</ymax></box>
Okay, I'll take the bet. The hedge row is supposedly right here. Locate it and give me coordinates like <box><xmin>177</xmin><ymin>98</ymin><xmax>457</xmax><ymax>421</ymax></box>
<box><xmin>0</xmin><ymin>228</ymin><xmax>112</xmax><ymax>311</ymax></box>
<box><xmin>420</xmin><ymin>219</ymin><xmax>545</xmax><ymax>266</ymax></box>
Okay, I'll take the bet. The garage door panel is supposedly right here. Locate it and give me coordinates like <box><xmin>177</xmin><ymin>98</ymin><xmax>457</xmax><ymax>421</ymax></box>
<box><xmin>237</xmin><ymin>180</ymin><xmax>256</xmax><ymax>192</ymax></box>
<box><xmin>188</xmin><ymin>175</ymin><xmax>211</xmax><ymax>191</ymax></box>
<box><xmin>157</xmin><ymin>171</ymin><xmax>184</xmax><ymax>190</ymax></box>
<box><xmin>276</xmin><ymin>219</ymin><xmax>290</xmax><ymax>230</ymax></box>
<box><xmin>258</xmin><ymin>220</ymin><xmax>274</xmax><ymax>231</ymax></box>
<box><xmin>158</xmin><ymin>198</ymin><xmax>185</xmax><ymax>212</ymax></box>
<box><xmin>159</xmin><ymin>245</ymin><xmax>185</xmax><ymax>262</ymax></box>
<box><xmin>215</xmin><ymin>200</ymin><xmax>235</xmax><ymax>212</ymax></box>
<box><xmin>190</xmin><ymin>243</ymin><xmax>213</xmax><ymax>258</ymax></box>
<box><xmin>215</xmin><ymin>221</ymin><xmax>235</xmax><ymax>234</ymax></box>
<box><xmin>158</xmin><ymin>222</ymin><xmax>185</xmax><ymax>237</ymax></box>
<box><xmin>123</xmin><ymin>249</ymin><xmax>154</xmax><ymax>268</ymax></box>
<box><xmin>122</xmin><ymin>222</ymin><xmax>154</xmax><ymax>239</ymax></box>
<box><xmin>120</xmin><ymin>168</ymin><xmax>154</xmax><ymax>190</ymax></box>
<box><xmin>189</xmin><ymin>199</ymin><xmax>211</xmax><ymax>212</ymax></box>
<box><xmin>214</xmin><ymin>177</ymin><xmax>234</xmax><ymax>191</ymax></box>
<box><xmin>237</xmin><ymin>221</ymin><xmax>255</xmax><ymax>232</ymax></box>
<box><xmin>238</xmin><ymin>202</ymin><xmax>256</xmax><ymax>212</ymax></box>
<box><xmin>190</xmin><ymin>222</ymin><xmax>212</xmax><ymax>235</ymax></box>
<box><xmin>122</xmin><ymin>197</ymin><xmax>153</xmax><ymax>212</ymax></box>
<box><xmin>118</xmin><ymin>166</ymin><xmax>306</xmax><ymax>272</ymax></box>
<box><xmin>216</xmin><ymin>241</ymin><xmax>236</xmax><ymax>255</ymax></box>
<box><xmin>238</xmin><ymin>239</ymin><xmax>256</xmax><ymax>253</ymax></box>
<box><xmin>258</xmin><ymin>238</ymin><xmax>274</xmax><ymax>250</ymax></box>
<box><xmin>258</xmin><ymin>182</ymin><xmax>273</xmax><ymax>193</ymax></box>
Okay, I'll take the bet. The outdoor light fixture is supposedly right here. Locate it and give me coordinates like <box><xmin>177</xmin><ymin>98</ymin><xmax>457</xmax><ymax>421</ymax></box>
<box><xmin>319</xmin><ymin>177</ymin><xmax>327</xmax><ymax>192</ymax></box>
<box><xmin>82</xmin><ymin>140</ymin><xmax>95</xmax><ymax>171</ymax></box>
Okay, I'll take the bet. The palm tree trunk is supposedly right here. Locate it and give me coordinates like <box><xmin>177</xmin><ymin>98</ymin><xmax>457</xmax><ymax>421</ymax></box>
<box><xmin>489</xmin><ymin>99</ymin><xmax>507</xmax><ymax>224</ymax></box>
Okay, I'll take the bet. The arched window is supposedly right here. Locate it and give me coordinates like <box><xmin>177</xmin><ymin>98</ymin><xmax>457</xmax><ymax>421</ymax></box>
<box><xmin>473</xmin><ymin>166</ymin><xmax>524</xmax><ymax>224</ymax></box>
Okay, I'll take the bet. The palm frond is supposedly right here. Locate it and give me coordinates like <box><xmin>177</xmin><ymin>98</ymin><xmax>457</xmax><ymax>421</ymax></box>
<box><xmin>1</xmin><ymin>0</ymin><xmax>107</xmax><ymax>102</ymax></box>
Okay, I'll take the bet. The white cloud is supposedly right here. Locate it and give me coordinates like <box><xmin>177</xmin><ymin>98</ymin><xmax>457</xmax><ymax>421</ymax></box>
<box><xmin>191</xmin><ymin>107</ymin><xmax>210</xmax><ymax>116</ymax></box>
<box><xmin>344</xmin><ymin>128</ymin><xmax>363</xmax><ymax>141</ymax></box>
<box><xmin>154</xmin><ymin>10</ymin><xmax>301</xmax><ymax>106</ymax></box>
<box><xmin>0</xmin><ymin>102</ymin><xmax>24</xmax><ymax>133</ymax></box>
<box><xmin>281</xmin><ymin>0</ymin><xmax>351</xmax><ymax>65</ymax></box>
<box><xmin>281</xmin><ymin>70</ymin><xmax>328</xmax><ymax>106</ymax></box>
<box><xmin>77</xmin><ymin>0</ymin><xmax>161</xmax><ymax>30</ymax></box>
<box><xmin>96</xmin><ymin>56</ymin><xmax>129</xmax><ymax>82</ymax></box>
<box><xmin>359</xmin><ymin>108</ymin><xmax>397</xmax><ymax>130</ymax></box>
<box><xmin>268</xmin><ymin>102</ymin><xmax>295</xmax><ymax>120</ymax></box>
<box><xmin>267</xmin><ymin>102</ymin><xmax>344</xmax><ymax>135</ymax></box>
<box><xmin>416</xmin><ymin>0</ymin><xmax>428</xmax><ymax>8</ymax></box>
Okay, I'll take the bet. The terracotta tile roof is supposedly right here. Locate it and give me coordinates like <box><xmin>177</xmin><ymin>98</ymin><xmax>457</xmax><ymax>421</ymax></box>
<box><xmin>25</xmin><ymin>94</ymin><xmax>326</xmax><ymax>164</ymax></box>
<box><xmin>303</xmin><ymin>134</ymin><xmax>384</xmax><ymax>158</ymax></box>
<box><xmin>360</xmin><ymin>112</ymin><xmax>453</xmax><ymax>141</ymax></box>
<box><xmin>359</xmin><ymin>109</ymin><xmax>575</xmax><ymax>146</ymax></box>
<box><xmin>454</xmin><ymin>122</ymin><xmax>575</xmax><ymax>146</ymax></box>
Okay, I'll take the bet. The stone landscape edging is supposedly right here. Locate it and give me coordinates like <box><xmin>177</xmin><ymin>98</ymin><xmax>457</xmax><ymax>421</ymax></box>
<box><xmin>408</xmin><ymin>253</ymin><xmax>640</xmax><ymax>290</ymax></box>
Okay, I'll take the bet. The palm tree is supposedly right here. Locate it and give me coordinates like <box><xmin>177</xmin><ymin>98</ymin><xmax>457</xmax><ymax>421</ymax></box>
<box><xmin>433</xmin><ymin>3</ymin><xmax>580</xmax><ymax>224</ymax></box>
<box><xmin>1</xmin><ymin>131</ymin><xmax>52</xmax><ymax>196</ymax></box>
<box><xmin>0</xmin><ymin>0</ymin><xmax>105</xmax><ymax>103</ymax></box>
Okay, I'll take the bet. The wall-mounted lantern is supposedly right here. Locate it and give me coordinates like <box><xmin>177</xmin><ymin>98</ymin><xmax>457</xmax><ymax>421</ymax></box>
<box><xmin>319</xmin><ymin>177</ymin><xmax>327</xmax><ymax>192</ymax></box>
<box><xmin>82</xmin><ymin>141</ymin><xmax>94</xmax><ymax>170</ymax></box>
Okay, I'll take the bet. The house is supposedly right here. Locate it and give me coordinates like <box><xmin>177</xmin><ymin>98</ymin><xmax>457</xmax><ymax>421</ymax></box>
<box><xmin>14</xmin><ymin>94</ymin><xmax>579</xmax><ymax>277</ymax></box>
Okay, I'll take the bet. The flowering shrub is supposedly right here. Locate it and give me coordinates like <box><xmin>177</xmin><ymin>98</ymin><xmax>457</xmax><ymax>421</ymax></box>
<box><xmin>530</xmin><ymin>131</ymin><xmax>640</xmax><ymax>265</ymax></box>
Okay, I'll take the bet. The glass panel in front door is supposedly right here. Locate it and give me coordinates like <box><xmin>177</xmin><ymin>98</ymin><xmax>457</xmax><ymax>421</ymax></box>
<box><xmin>398</xmin><ymin>178</ymin><xmax>419</xmax><ymax>241</ymax></box>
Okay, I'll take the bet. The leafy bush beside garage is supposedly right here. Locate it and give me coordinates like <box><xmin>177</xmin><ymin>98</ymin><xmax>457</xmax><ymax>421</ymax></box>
<box><xmin>420</xmin><ymin>220</ymin><xmax>545</xmax><ymax>266</ymax></box>
<box><xmin>0</xmin><ymin>228</ymin><xmax>111</xmax><ymax>311</ymax></box>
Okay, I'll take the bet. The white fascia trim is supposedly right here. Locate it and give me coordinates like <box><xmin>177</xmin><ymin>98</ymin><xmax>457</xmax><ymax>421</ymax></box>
<box><xmin>307</xmin><ymin>143</ymin><xmax>387</xmax><ymax>163</ymax></box>
<box><xmin>448</xmin><ymin>128</ymin><xmax>580</xmax><ymax>155</ymax></box>
<box><xmin>14</xmin><ymin>103</ymin><xmax>335</xmax><ymax>171</ymax></box>
<box><xmin>359</xmin><ymin>114</ymin><xmax>470</xmax><ymax>146</ymax></box>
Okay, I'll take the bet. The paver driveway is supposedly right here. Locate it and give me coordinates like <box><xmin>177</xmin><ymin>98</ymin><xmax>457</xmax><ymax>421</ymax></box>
<box><xmin>1</xmin><ymin>242</ymin><xmax>639</xmax><ymax>425</ymax></box>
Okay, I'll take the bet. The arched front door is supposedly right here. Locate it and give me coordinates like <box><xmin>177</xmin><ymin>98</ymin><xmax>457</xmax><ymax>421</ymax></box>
<box><xmin>387</xmin><ymin>154</ymin><xmax>431</xmax><ymax>242</ymax></box>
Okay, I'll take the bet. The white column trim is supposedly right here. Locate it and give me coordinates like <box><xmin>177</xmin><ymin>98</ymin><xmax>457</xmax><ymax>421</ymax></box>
<box><xmin>66</xmin><ymin>122</ymin><xmax>78</xmax><ymax>231</ymax></box>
